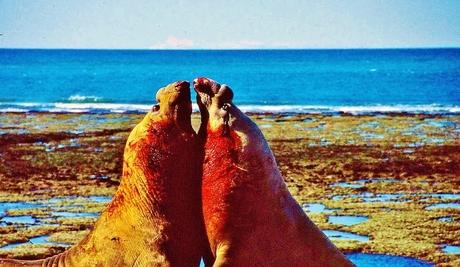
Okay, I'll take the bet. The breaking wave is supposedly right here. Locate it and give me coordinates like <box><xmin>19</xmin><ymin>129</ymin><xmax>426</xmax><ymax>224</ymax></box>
<box><xmin>1</xmin><ymin>102</ymin><xmax>459</xmax><ymax>115</ymax></box>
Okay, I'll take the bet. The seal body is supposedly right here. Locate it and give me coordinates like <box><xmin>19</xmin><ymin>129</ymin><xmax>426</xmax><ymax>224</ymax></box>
<box><xmin>194</xmin><ymin>77</ymin><xmax>355</xmax><ymax>267</ymax></box>
<box><xmin>0</xmin><ymin>81</ymin><xmax>205</xmax><ymax>267</ymax></box>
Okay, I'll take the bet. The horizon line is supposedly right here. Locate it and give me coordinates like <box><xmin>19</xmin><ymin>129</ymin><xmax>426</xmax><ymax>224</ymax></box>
<box><xmin>1</xmin><ymin>46</ymin><xmax>460</xmax><ymax>50</ymax></box>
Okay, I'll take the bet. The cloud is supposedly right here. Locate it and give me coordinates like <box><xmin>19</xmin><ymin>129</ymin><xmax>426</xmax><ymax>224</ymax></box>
<box><xmin>150</xmin><ymin>36</ymin><xmax>195</xmax><ymax>49</ymax></box>
<box><xmin>150</xmin><ymin>38</ymin><xmax>314</xmax><ymax>49</ymax></box>
<box><xmin>225</xmin><ymin>40</ymin><xmax>265</xmax><ymax>49</ymax></box>
<box><xmin>202</xmin><ymin>40</ymin><xmax>266</xmax><ymax>49</ymax></box>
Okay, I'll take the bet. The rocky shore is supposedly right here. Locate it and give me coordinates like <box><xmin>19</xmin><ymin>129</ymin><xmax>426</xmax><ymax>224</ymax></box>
<box><xmin>0</xmin><ymin>112</ymin><xmax>459</xmax><ymax>266</ymax></box>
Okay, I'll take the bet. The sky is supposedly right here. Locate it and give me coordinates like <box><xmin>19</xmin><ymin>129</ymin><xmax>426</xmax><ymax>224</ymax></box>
<box><xmin>0</xmin><ymin>0</ymin><xmax>459</xmax><ymax>49</ymax></box>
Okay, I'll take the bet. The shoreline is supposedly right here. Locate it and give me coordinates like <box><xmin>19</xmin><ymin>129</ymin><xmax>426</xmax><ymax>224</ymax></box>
<box><xmin>1</xmin><ymin>102</ymin><xmax>460</xmax><ymax>116</ymax></box>
<box><xmin>1</xmin><ymin>112</ymin><xmax>459</xmax><ymax>266</ymax></box>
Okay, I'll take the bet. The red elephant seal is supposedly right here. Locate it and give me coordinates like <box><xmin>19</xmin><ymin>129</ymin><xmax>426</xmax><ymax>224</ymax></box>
<box><xmin>0</xmin><ymin>81</ymin><xmax>206</xmax><ymax>267</ymax></box>
<box><xmin>194</xmin><ymin>77</ymin><xmax>355</xmax><ymax>267</ymax></box>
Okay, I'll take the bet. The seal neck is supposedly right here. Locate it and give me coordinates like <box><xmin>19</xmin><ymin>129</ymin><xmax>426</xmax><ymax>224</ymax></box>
<box><xmin>113</xmin><ymin>116</ymin><xmax>197</xmax><ymax>222</ymax></box>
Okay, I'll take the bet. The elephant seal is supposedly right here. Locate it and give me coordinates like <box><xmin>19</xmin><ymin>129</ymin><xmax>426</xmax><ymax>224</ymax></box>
<box><xmin>193</xmin><ymin>77</ymin><xmax>355</xmax><ymax>267</ymax></box>
<box><xmin>0</xmin><ymin>81</ymin><xmax>205</xmax><ymax>267</ymax></box>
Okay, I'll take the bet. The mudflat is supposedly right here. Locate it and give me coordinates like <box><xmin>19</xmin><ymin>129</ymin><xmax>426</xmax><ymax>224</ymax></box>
<box><xmin>1</xmin><ymin>112</ymin><xmax>459</xmax><ymax>266</ymax></box>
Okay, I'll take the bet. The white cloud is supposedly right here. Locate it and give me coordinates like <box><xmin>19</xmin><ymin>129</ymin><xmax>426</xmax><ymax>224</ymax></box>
<box><xmin>150</xmin><ymin>36</ymin><xmax>195</xmax><ymax>49</ymax></box>
<box><xmin>203</xmin><ymin>40</ymin><xmax>266</xmax><ymax>49</ymax></box>
<box><xmin>150</xmin><ymin>38</ymin><xmax>325</xmax><ymax>50</ymax></box>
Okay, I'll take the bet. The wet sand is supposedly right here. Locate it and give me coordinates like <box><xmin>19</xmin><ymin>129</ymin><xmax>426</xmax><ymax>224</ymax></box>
<box><xmin>0</xmin><ymin>112</ymin><xmax>459</xmax><ymax>266</ymax></box>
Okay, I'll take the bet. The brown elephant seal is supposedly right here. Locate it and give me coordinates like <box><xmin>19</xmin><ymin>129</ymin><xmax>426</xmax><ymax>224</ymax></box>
<box><xmin>0</xmin><ymin>81</ymin><xmax>206</xmax><ymax>267</ymax></box>
<box><xmin>193</xmin><ymin>77</ymin><xmax>355</xmax><ymax>267</ymax></box>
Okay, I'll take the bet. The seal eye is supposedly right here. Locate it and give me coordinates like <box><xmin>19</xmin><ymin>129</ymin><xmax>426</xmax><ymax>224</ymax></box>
<box><xmin>151</xmin><ymin>104</ymin><xmax>160</xmax><ymax>112</ymax></box>
<box><xmin>222</xmin><ymin>103</ymin><xmax>229</xmax><ymax>111</ymax></box>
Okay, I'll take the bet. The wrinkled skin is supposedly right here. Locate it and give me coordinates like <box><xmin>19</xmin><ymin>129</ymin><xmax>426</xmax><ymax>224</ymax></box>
<box><xmin>0</xmin><ymin>81</ymin><xmax>206</xmax><ymax>267</ymax></box>
<box><xmin>194</xmin><ymin>77</ymin><xmax>356</xmax><ymax>267</ymax></box>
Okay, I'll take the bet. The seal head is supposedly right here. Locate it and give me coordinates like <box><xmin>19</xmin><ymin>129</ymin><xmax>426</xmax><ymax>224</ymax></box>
<box><xmin>152</xmin><ymin>80</ymin><xmax>194</xmax><ymax>133</ymax></box>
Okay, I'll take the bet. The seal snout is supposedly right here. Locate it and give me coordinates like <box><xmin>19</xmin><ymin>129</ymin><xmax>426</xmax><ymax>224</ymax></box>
<box><xmin>170</xmin><ymin>80</ymin><xmax>191</xmax><ymax>99</ymax></box>
<box><xmin>174</xmin><ymin>80</ymin><xmax>190</xmax><ymax>91</ymax></box>
<box><xmin>193</xmin><ymin>77</ymin><xmax>221</xmax><ymax>96</ymax></box>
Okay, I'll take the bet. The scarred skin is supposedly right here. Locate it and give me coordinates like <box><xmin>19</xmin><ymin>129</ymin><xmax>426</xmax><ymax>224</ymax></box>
<box><xmin>0</xmin><ymin>81</ymin><xmax>206</xmax><ymax>267</ymax></box>
<box><xmin>194</xmin><ymin>77</ymin><xmax>356</xmax><ymax>267</ymax></box>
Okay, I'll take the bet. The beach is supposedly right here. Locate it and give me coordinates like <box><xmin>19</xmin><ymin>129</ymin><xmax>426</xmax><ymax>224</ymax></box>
<box><xmin>0</xmin><ymin>111</ymin><xmax>459</xmax><ymax>266</ymax></box>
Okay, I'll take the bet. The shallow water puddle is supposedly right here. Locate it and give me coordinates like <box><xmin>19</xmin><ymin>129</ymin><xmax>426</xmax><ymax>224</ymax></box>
<box><xmin>332</xmin><ymin>193</ymin><xmax>407</xmax><ymax>202</ymax></box>
<box><xmin>0</xmin><ymin>202</ymin><xmax>46</xmax><ymax>216</ymax></box>
<box><xmin>330</xmin><ymin>178</ymin><xmax>397</xmax><ymax>189</ymax></box>
<box><xmin>441</xmin><ymin>244</ymin><xmax>460</xmax><ymax>254</ymax></box>
<box><xmin>302</xmin><ymin>203</ymin><xmax>342</xmax><ymax>213</ymax></box>
<box><xmin>0</xmin><ymin>196</ymin><xmax>112</xmax><ymax>251</ymax></box>
<box><xmin>426</xmin><ymin>203</ymin><xmax>460</xmax><ymax>210</ymax></box>
<box><xmin>438</xmin><ymin>217</ymin><xmax>454</xmax><ymax>222</ymax></box>
<box><xmin>322</xmin><ymin>230</ymin><xmax>369</xmax><ymax>242</ymax></box>
<box><xmin>1</xmin><ymin>215</ymin><xmax>36</xmax><ymax>225</ymax></box>
<box><xmin>51</xmin><ymin>211</ymin><xmax>100</xmax><ymax>218</ymax></box>
<box><xmin>428</xmin><ymin>193</ymin><xmax>460</xmax><ymax>200</ymax></box>
<box><xmin>328</xmin><ymin>215</ymin><xmax>369</xmax><ymax>226</ymax></box>
<box><xmin>1</xmin><ymin>235</ymin><xmax>70</xmax><ymax>250</ymax></box>
<box><xmin>333</xmin><ymin>192</ymin><xmax>460</xmax><ymax>203</ymax></box>
<box><xmin>346</xmin><ymin>253</ymin><xmax>434</xmax><ymax>267</ymax></box>
<box><xmin>198</xmin><ymin>253</ymin><xmax>434</xmax><ymax>267</ymax></box>
<box><xmin>45</xmin><ymin>196</ymin><xmax>112</xmax><ymax>204</ymax></box>
<box><xmin>0</xmin><ymin>196</ymin><xmax>112</xmax><ymax>227</ymax></box>
<box><xmin>331</xmin><ymin>181</ymin><xmax>365</xmax><ymax>188</ymax></box>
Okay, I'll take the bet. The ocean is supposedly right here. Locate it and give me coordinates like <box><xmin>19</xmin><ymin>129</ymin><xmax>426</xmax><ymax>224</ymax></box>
<box><xmin>1</xmin><ymin>48</ymin><xmax>459</xmax><ymax>115</ymax></box>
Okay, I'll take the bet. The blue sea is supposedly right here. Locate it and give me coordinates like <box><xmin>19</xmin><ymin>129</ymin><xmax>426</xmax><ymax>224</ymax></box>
<box><xmin>1</xmin><ymin>48</ymin><xmax>459</xmax><ymax>115</ymax></box>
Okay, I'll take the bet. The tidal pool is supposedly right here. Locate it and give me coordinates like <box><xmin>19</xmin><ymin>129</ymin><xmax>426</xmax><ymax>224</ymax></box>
<box><xmin>302</xmin><ymin>203</ymin><xmax>342</xmax><ymax>213</ymax></box>
<box><xmin>426</xmin><ymin>203</ymin><xmax>460</xmax><ymax>210</ymax></box>
<box><xmin>0</xmin><ymin>202</ymin><xmax>46</xmax><ymax>216</ymax></box>
<box><xmin>198</xmin><ymin>253</ymin><xmax>434</xmax><ymax>267</ymax></box>
<box><xmin>442</xmin><ymin>244</ymin><xmax>460</xmax><ymax>254</ymax></box>
<box><xmin>51</xmin><ymin>211</ymin><xmax>100</xmax><ymax>218</ymax></box>
<box><xmin>331</xmin><ymin>193</ymin><xmax>407</xmax><ymax>202</ymax></box>
<box><xmin>346</xmin><ymin>253</ymin><xmax>434</xmax><ymax>267</ymax></box>
<box><xmin>0</xmin><ymin>215</ymin><xmax>35</xmax><ymax>225</ymax></box>
<box><xmin>330</xmin><ymin>178</ymin><xmax>398</xmax><ymax>189</ymax></box>
<box><xmin>322</xmin><ymin>230</ymin><xmax>369</xmax><ymax>242</ymax></box>
<box><xmin>330</xmin><ymin>181</ymin><xmax>365</xmax><ymax>188</ymax></box>
<box><xmin>427</xmin><ymin>193</ymin><xmax>460</xmax><ymax>200</ymax></box>
<box><xmin>1</xmin><ymin>235</ymin><xmax>70</xmax><ymax>250</ymax></box>
<box><xmin>328</xmin><ymin>215</ymin><xmax>369</xmax><ymax>226</ymax></box>
<box><xmin>0</xmin><ymin>196</ymin><xmax>111</xmax><ymax>228</ymax></box>
<box><xmin>439</xmin><ymin>217</ymin><xmax>453</xmax><ymax>222</ymax></box>
<box><xmin>332</xmin><ymin>192</ymin><xmax>460</xmax><ymax>203</ymax></box>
